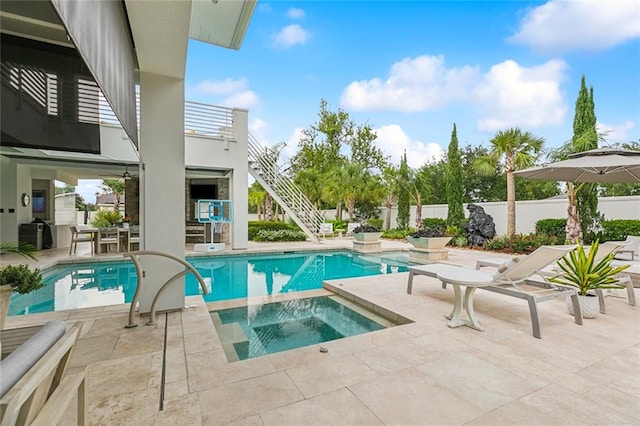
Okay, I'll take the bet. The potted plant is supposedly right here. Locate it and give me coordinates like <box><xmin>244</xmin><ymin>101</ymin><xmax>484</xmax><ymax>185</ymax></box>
<box><xmin>351</xmin><ymin>224</ymin><xmax>382</xmax><ymax>242</ymax></box>
<box><xmin>121</xmin><ymin>216</ymin><xmax>132</xmax><ymax>228</ymax></box>
<box><xmin>0</xmin><ymin>264</ymin><xmax>44</xmax><ymax>329</ymax></box>
<box><xmin>406</xmin><ymin>225</ymin><xmax>452</xmax><ymax>250</ymax></box>
<box><xmin>548</xmin><ymin>240</ymin><xmax>630</xmax><ymax>319</ymax></box>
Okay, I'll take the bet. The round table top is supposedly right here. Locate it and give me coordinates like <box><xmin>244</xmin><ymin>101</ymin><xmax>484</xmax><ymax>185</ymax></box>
<box><xmin>437</xmin><ymin>269</ymin><xmax>495</xmax><ymax>287</ymax></box>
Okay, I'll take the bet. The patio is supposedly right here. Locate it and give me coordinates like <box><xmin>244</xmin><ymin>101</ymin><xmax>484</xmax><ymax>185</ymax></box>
<box><xmin>2</xmin><ymin>240</ymin><xmax>639</xmax><ymax>425</ymax></box>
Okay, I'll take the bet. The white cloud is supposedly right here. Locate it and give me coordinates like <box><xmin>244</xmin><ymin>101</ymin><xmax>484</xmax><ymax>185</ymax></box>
<box><xmin>340</xmin><ymin>55</ymin><xmax>568</xmax><ymax>132</ymax></box>
<box><xmin>340</xmin><ymin>55</ymin><xmax>478</xmax><ymax>112</ymax></box>
<box><xmin>287</xmin><ymin>7</ymin><xmax>305</xmax><ymax>19</ymax></box>
<box><xmin>249</xmin><ymin>118</ymin><xmax>269</xmax><ymax>141</ymax></box>
<box><xmin>282</xmin><ymin>127</ymin><xmax>304</xmax><ymax>163</ymax></box>
<box><xmin>192</xmin><ymin>77</ymin><xmax>259</xmax><ymax>109</ymax></box>
<box><xmin>221</xmin><ymin>91</ymin><xmax>259</xmax><ymax>109</ymax></box>
<box><xmin>597</xmin><ymin>120</ymin><xmax>635</xmax><ymax>144</ymax></box>
<box><xmin>75</xmin><ymin>179</ymin><xmax>102</xmax><ymax>204</ymax></box>
<box><xmin>194</xmin><ymin>77</ymin><xmax>248</xmax><ymax>96</ymax></box>
<box><xmin>508</xmin><ymin>0</ymin><xmax>640</xmax><ymax>53</ymax></box>
<box><xmin>272</xmin><ymin>24</ymin><xmax>310</xmax><ymax>49</ymax></box>
<box><xmin>473</xmin><ymin>59</ymin><xmax>568</xmax><ymax>131</ymax></box>
<box><xmin>374</xmin><ymin>124</ymin><xmax>444</xmax><ymax>168</ymax></box>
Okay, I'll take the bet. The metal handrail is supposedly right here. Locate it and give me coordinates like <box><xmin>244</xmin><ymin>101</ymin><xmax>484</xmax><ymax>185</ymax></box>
<box><xmin>247</xmin><ymin>133</ymin><xmax>325</xmax><ymax>235</ymax></box>
<box><xmin>123</xmin><ymin>250</ymin><xmax>209</xmax><ymax>328</ymax></box>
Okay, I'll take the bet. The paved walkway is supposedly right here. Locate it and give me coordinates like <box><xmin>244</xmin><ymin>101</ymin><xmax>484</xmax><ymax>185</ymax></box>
<box><xmin>3</xmin><ymin>241</ymin><xmax>639</xmax><ymax>425</ymax></box>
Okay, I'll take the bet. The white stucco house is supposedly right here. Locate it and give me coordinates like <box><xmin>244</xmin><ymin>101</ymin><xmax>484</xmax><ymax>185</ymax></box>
<box><xmin>1</xmin><ymin>0</ymin><xmax>257</xmax><ymax>313</ymax></box>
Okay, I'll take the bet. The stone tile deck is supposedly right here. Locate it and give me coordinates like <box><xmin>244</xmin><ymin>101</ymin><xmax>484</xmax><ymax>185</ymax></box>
<box><xmin>3</xmin><ymin>241</ymin><xmax>639</xmax><ymax>425</ymax></box>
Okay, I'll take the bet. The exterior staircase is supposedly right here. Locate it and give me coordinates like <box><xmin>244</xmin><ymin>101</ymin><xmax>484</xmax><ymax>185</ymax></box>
<box><xmin>248</xmin><ymin>133</ymin><xmax>324</xmax><ymax>243</ymax></box>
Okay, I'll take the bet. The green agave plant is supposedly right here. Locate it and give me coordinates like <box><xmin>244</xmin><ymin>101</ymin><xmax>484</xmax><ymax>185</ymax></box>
<box><xmin>549</xmin><ymin>240</ymin><xmax>630</xmax><ymax>296</ymax></box>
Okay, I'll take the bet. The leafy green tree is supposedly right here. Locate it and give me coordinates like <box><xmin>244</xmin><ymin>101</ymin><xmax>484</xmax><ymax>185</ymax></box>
<box><xmin>396</xmin><ymin>152</ymin><xmax>411</xmax><ymax>229</ymax></box>
<box><xmin>445</xmin><ymin>123</ymin><xmax>464</xmax><ymax>225</ymax></box>
<box><xmin>460</xmin><ymin>144</ymin><xmax>504</xmax><ymax>202</ymax></box>
<box><xmin>293</xmin><ymin>169</ymin><xmax>325</xmax><ymax>208</ymax></box>
<box><xmin>419</xmin><ymin>160</ymin><xmax>448</xmax><ymax>204</ymax></box>
<box><xmin>102</xmin><ymin>179</ymin><xmax>125</xmax><ymax>212</ymax></box>
<box><xmin>573</xmin><ymin>76</ymin><xmax>601</xmax><ymax>241</ymax></box>
<box><xmin>473</xmin><ymin>128</ymin><xmax>544</xmax><ymax>236</ymax></box>
<box><xmin>290</xmin><ymin>99</ymin><xmax>389</xmax><ymax>214</ymax></box>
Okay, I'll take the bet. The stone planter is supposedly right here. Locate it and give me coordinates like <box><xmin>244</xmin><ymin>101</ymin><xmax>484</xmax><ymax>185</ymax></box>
<box><xmin>567</xmin><ymin>294</ymin><xmax>599</xmax><ymax>319</ymax></box>
<box><xmin>406</xmin><ymin>236</ymin><xmax>452</xmax><ymax>250</ymax></box>
<box><xmin>352</xmin><ymin>232</ymin><xmax>382</xmax><ymax>242</ymax></box>
<box><xmin>352</xmin><ymin>232</ymin><xmax>383</xmax><ymax>253</ymax></box>
<box><xmin>407</xmin><ymin>236</ymin><xmax>452</xmax><ymax>263</ymax></box>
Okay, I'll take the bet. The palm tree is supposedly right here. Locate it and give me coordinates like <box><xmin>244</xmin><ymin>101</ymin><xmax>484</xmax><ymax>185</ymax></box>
<box><xmin>381</xmin><ymin>166</ymin><xmax>398</xmax><ymax>231</ymax></box>
<box><xmin>325</xmin><ymin>163</ymin><xmax>371</xmax><ymax>222</ymax></box>
<box><xmin>248</xmin><ymin>182</ymin><xmax>266</xmax><ymax>220</ymax></box>
<box><xmin>408</xmin><ymin>167</ymin><xmax>432</xmax><ymax>230</ymax></box>
<box><xmin>473</xmin><ymin>128</ymin><xmax>544</xmax><ymax>237</ymax></box>
<box><xmin>102</xmin><ymin>179</ymin><xmax>125</xmax><ymax>212</ymax></box>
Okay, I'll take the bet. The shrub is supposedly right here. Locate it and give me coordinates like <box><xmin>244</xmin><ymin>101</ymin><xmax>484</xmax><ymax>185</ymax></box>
<box><xmin>253</xmin><ymin>229</ymin><xmax>307</xmax><ymax>242</ymax></box>
<box><xmin>484</xmin><ymin>233</ymin><xmax>559</xmax><ymax>254</ymax></box>
<box><xmin>484</xmin><ymin>235</ymin><xmax>510</xmax><ymax>251</ymax></box>
<box><xmin>445</xmin><ymin>225</ymin><xmax>464</xmax><ymax>238</ymax></box>
<box><xmin>451</xmin><ymin>236</ymin><xmax>468</xmax><ymax>247</ymax></box>
<box><xmin>535</xmin><ymin>218</ymin><xmax>640</xmax><ymax>243</ymax></box>
<box><xmin>596</xmin><ymin>220</ymin><xmax>640</xmax><ymax>242</ymax></box>
<box><xmin>91</xmin><ymin>210</ymin><xmax>122</xmax><ymax>228</ymax></box>
<box><xmin>366</xmin><ymin>218</ymin><xmax>383</xmax><ymax>231</ymax></box>
<box><xmin>328</xmin><ymin>219</ymin><xmax>348</xmax><ymax>231</ymax></box>
<box><xmin>421</xmin><ymin>218</ymin><xmax>446</xmax><ymax>229</ymax></box>
<box><xmin>535</xmin><ymin>219</ymin><xmax>566</xmax><ymax>240</ymax></box>
<box><xmin>248</xmin><ymin>221</ymin><xmax>297</xmax><ymax>240</ymax></box>
<box><xmin>0</xmin><ymin>264</ymin><xmax>44</xmax><ymax>294</ymax></box>
<box><xmin>381</xmin><ymin>228</ymin><xmax>413</xmax><ymax>239</ymax></box>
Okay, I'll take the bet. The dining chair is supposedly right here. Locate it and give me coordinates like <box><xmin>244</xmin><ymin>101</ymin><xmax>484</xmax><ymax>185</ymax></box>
<box><xmin>97</xmin><ymin>227</ymin><xmax>120</xmax><ymax>253</ymax></box>
<box><xmin>127</xmin><ymin>226</ymin><xmax>140</xmax><ymax>251</ymax></box>
<box><xmin>69</xmin><ymin>226</ymin><xmax>94</xmax><ymax>255</ymax></box>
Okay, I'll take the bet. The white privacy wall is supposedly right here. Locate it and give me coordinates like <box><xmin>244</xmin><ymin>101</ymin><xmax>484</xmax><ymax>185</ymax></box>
<box><xmin>318</xmin><ymin>196</ymin><xmax>640</xmax><ymax>235</ymax></box>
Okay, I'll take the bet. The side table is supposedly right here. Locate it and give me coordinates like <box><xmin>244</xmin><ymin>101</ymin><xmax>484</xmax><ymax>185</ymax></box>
<box><xmin>436</xmin><ymin>269</ymin><xmax>494</xmax><ymax>331</ymax></box>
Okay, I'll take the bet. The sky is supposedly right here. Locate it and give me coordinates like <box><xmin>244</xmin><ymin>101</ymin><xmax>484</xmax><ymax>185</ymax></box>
<box><xmin>185</xmin><ymin>0</ymin><xmax>640</xmax><ymax>169</ymax></box>
<box><xmin>74</xmin><ymin>0</ymin><xmax>640</xmax><ymax>202</ymax></box>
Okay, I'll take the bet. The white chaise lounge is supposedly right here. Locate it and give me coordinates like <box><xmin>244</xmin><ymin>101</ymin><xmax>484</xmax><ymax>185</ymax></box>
<box><xmin>407</xmin><ymin>245</ymin><xmax>582</xmax><ymax>338</ymax></box>
<box><xmin>475</xmin><ymin>241</ymin><xmax>637</xmax><ymax>311</ymax></box>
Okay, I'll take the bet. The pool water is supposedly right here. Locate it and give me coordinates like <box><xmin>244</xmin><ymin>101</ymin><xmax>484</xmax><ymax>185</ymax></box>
<box><xmin>211</xmin><ymin>295</ymin><xmax>392</xmax><ymax>361</ymax></box>
<box><xmin>8</xmin><ymin>251</ymin><xmax>410</xmax><ymax>316</ymax></box>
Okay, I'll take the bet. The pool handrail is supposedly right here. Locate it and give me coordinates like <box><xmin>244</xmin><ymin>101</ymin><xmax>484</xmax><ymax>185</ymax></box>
<box><xmin>123</xmin><ymin>250</ymin><xmax>209</xmax><ymax>328</ymax></box>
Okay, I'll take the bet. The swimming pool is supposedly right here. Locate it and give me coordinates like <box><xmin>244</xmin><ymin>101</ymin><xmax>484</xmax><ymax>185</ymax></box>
<box><xmin>8</xmin><ymin>251</ymin><xmax>410</xmax><ymax>316</ymax></box>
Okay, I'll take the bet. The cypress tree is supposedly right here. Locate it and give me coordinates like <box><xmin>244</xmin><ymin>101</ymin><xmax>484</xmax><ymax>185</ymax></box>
<box><xmin>572</xmin><ymin>76</ymin><xmax>601</xmax><ymax>240</ymax></box>
<box><xmin>445</xmin><ymin>123</ymin><xmax>464</xmax><ymax>226</ymax></box>
<box><xmin>396</xmin><ymin>152</ymin><xmax>411</xmax><ymax>229</ymax></box>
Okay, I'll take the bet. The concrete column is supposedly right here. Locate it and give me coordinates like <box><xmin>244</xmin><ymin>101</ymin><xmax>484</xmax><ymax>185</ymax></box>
<box><xmin>138</xmin><ymin>72</ymin><xmax>185</xmax><ymax>313</ymax></box>
<box><xmin>231</xmin><ymin>108</ymin><xmax>248</xmax><ymax>250</ymax></box>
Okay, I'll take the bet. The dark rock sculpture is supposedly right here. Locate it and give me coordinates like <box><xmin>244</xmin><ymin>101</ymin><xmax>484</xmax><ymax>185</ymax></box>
<box><xmin>464</xmin><ymin>204</ymin><xmax>496</xmax><ymax>246</ymax></box>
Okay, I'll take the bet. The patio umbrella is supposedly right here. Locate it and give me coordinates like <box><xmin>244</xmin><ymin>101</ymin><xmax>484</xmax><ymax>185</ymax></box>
<box><xmin>514</xmin><ymin>148</ymin><xmax>640</xmax><ymax>183</ymax></box>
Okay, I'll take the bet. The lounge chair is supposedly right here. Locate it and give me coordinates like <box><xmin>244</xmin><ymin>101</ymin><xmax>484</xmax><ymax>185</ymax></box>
<box><xmin>407</xmin><ymin>245</ymin><xmax>582</xmax><ymax>338</ymax></box>
<box><xmin>475</xmin><ymin>241</ymin><xmax>636</xmax><ymax>311</ymax></box>
<box><xmin>0</xmin><ymin>321</ymin><xmax>86</xmax><ymax>425</ymax></box>
<box><xmin>611</xmin><ymin>235</ymin><xmax>640</xmax><ymax>261</ymax></box>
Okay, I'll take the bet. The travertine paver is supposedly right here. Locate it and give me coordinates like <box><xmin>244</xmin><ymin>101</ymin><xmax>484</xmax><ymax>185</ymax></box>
<box><xmin>3</xmin><ymin>241</ymin><xmax>639</xmax><ymax>425</ymax></box>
